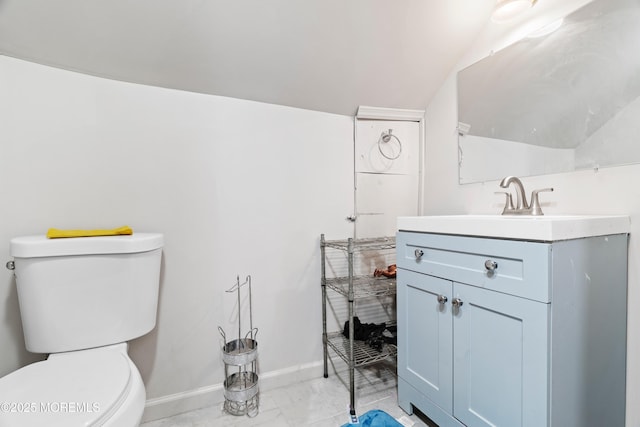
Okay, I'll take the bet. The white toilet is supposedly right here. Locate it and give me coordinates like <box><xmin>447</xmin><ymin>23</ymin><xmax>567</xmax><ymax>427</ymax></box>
<box><xmin>0</xmin><ymin>233</ymin><xmax>163</xmax><ymax>427</ymax></box>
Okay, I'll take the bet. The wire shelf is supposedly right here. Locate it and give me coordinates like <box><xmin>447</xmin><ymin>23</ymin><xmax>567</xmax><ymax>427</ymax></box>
<box><xmin>326</xmin><ymin>332</ymin><xmax>397</xmax><ymax>367</ymax></box>
<box><xmin>321</xmin><ymin>233</ymin><xmax>397</xmax><ymax>414</ymax></box>
<box><xmin>322</xmin><ymin>236</ymin><xmax>396</xmax><ymax>252</ymax></box>
<box><xmin>324</xmin><ymin>276</ymin><xmax>396</xmax><ymax>298</ymax></box>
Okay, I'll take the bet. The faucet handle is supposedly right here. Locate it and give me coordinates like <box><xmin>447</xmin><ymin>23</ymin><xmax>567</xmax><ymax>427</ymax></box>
<box><xmin>495</xmin><ymin>191</ymin><xmax>514</xmax><ymax>214</ymax></box>
<box><xmin>529</xmin><ymin>188</ymin><xmax>554</xmax><ymax>216</ymax></box>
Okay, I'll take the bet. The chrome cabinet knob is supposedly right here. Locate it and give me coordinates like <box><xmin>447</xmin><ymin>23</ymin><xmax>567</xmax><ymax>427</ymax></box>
<box><xmin>414</xmin><ymin>249</ymin><xmax>424</xmax><ymax>259</ymax></box>
<box><xmin>452</xmin><ymin>298</ymin><xmax>463</xmax><ymax>308</ymax></box>
<box><xmin>484</xmin><ymin>259</ymin><xmax>498</xmax><ymax>272</ymax></box>
<box><xmin>437</xmin><ymin>295</ymin><xmax>448</xmax><ymax>304</ymax></box>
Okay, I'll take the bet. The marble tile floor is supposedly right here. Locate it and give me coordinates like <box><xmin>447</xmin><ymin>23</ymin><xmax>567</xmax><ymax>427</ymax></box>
<box><xmin>142</xmin><ymin>362</ymin><xmax>435</xmax><ymax>427</ymax></box>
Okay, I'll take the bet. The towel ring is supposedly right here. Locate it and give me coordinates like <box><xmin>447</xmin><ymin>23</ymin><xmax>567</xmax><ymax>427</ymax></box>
<box><xmin>378</xmin><ymin>129</ymin><xmax>402</xmax><ymax>160</ymax></box>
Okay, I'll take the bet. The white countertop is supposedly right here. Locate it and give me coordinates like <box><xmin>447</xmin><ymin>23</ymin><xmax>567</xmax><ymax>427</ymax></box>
<box><xmin>397</xmin><ymin>215</ymin><xmax>630</xmax><ymax>241</ymax></box>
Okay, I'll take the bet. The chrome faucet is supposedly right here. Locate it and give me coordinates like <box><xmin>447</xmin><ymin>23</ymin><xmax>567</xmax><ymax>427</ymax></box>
<box><xmin>499</xmin><ymin>176</ymin><xmax>527</xmax><ymax>210</ymax></box>
<box><xmin>498</xmin><ymin>176</ymin><xmax>554</xmax><ymax>216</ymax></box>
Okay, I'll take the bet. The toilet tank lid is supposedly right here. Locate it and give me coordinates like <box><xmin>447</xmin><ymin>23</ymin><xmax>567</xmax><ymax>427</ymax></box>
<box><xmin>10</xmin><ymin>233</ymin><xmax>164</xmax><ymax>258</ymax></box>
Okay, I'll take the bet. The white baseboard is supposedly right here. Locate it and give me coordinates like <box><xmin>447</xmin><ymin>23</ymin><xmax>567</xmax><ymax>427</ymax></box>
<box><xmin>141</xmin><ymin>360</ymin><xmax>324</xmax><ymax>423</ymax></box>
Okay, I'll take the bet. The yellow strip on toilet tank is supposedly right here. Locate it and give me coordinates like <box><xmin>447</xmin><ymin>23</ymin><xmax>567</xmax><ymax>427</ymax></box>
<box><xmin>46</xmin><ymin>225</ymin><xmax>133</xmax><ymax>239</ymax></box>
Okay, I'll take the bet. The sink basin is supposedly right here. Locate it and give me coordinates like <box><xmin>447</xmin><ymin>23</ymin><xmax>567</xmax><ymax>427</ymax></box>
<box><xmin>397</xmin><ymin>215</ymin><xmax>630</xmax><ymax>241</ymax></box>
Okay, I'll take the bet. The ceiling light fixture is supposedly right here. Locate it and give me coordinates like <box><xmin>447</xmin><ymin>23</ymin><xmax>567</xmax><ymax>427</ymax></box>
<box><xmin>492</xmin><ymin>0</ymin><xmax>537</xmax><ymax>23</ymax></box>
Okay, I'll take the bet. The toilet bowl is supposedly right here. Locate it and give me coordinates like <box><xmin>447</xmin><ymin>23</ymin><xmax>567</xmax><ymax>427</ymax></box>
<box><xmin>0</xmin><ymin>343</ymin><xmax>145</xmax><ymax>427</ymax></box>
<box><xmin>0</xmin><ymin>233</ymin><xmax>163</xmax><ymax>427</ymax></box>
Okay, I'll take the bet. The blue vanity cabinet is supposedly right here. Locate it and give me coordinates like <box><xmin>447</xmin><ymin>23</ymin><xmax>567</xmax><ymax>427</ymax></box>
<box><xmin>396</xmin><ymin>231</ymin><xmax>628</xmax><ymax>427</ymax></box>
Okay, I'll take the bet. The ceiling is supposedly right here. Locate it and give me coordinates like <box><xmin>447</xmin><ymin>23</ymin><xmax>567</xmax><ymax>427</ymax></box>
<box><xmin>0</xmin><ymin>0</ymin><xmax>495</xmax><ymax>116</ymax></box>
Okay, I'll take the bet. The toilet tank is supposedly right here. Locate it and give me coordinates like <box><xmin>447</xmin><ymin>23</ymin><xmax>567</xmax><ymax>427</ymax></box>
<box><xmin>10</xmin><ymin>233</ymin><xmax>163</xmax><ymax>354</ymax></box>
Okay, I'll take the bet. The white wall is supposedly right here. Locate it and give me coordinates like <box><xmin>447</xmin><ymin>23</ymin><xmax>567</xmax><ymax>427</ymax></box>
<box><xmin>0</xmin><ymin>55</ymin><xmax>355</xmax><ymax>419</ymax></box>
<box><xmin>423</xmin><ymin>1</ymin><xmax>640</xmax><ymax>425</ymax></box>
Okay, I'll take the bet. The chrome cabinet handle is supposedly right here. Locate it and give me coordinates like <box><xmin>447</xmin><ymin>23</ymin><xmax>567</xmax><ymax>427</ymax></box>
<box><xmin>414</xmin><ymin>249</ymin><xmax>424</xmax><ymax>259</ymax></box>
<box><xmin>484</xmin><ymin>259</ymin><xmax>498</xmax><ymax>272</ymax></box>
<box><xmin>452</xmin><ymin>298</ymin><xmax>463</xmax><ymax>308</ymax></box>
<box><xmin>437</xmin><ymin>295</ymin><xmax>448</xmax><ymax>304</ymax></box>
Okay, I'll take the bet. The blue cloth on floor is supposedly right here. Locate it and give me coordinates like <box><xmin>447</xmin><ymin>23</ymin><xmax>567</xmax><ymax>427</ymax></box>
<box><xmin>340</xmin><ymin>409</ymin><xmax>403</xmax><ymax>427</ymax></box>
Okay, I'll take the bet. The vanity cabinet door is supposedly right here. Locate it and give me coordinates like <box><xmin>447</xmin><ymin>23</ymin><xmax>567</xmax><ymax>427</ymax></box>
<box><xmin>452</xmin><ymin>282</ymin><xmax>549</xmax><ymax>427</ymax></box>
<box><xmin>397</xmin><ymin>269</ymin><xmax>453</xmax><ymax>413</ymax></box>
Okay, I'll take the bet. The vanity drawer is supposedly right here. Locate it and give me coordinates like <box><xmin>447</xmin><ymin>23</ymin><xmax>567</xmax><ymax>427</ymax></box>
<box><xmin>396</xmin><ymin>231</ymin><xmax>551</xmax><ymax>302</ymax></box>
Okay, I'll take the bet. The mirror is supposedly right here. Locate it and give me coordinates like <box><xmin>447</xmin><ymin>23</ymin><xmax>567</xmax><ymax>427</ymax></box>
<box><xmin>457</xmin><ymin>0</ymin><xmax>640</xmax><ymax>184</ymax></box>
